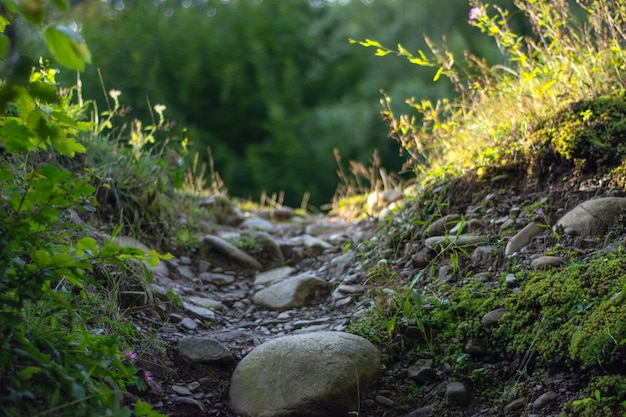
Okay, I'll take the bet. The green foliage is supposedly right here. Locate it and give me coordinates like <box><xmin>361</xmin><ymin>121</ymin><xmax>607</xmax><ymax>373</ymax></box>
<box><xmin>563</xmin><ymin>375</ymin><xmax>626</xmax><ymax>417</ymax></box>
<box><xmin>497</xmin><ymin>253</ymin><xmax>626</xmax><ymax>368</ymax></box>
<box><xmin>79</xmin><ymin>90</ymin><xmax>188</xmax><ymax>245</ymax></box>
<box><xmin>353</xmin><ymin>0</ymin><xmax>626</xmax><ymax>177</ymax></box>
<box><xmin>0</xmin><ymin>4</ymin><xmax>166</xmax><ymax>417</ymax></box>
<box><xmin>529</xmin><ymin>94</ymin><xmax>626</xmax><ymax>173</ymax></box>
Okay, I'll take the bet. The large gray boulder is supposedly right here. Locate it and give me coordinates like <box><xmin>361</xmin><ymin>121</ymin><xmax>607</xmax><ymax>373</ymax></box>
<box><xmin>229</xmin><ymin>331</ymin><xmax>380</xmax><ymax>417</ymax></box>
<box><xmin>557</xmin><ymin>197</ymin><xmax>626</xmax><ymax>236</ymax></box>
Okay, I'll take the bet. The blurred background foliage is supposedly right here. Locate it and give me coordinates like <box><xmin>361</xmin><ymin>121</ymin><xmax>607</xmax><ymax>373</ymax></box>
<box><xmin>58</xmin><ymin>0</ymin><xmax>520</xmax><ymax>206</ymax></box>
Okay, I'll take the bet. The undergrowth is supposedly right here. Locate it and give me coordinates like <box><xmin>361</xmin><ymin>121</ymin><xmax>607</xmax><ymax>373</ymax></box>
<box><xmin>345</xmin><ymin>1</ymin><xmax>626</xmax><ymax>414</ymax></box>
<box><xmin>352</xmin><ymin>0</ymin><xmax>626</xmax><ymax>182</ymax></box>
<box><xmin>0</xmin><ymin>4</ymin><xmax>179</xmax><ymax>416</ymax></box>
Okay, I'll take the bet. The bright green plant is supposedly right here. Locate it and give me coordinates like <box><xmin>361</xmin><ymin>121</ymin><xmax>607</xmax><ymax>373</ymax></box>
<box><xmin>352</xmin><ymin>0</ymin><xmax>626</xmax><ymax>177</ymax></box>
<box><xmin>0</xmin><ymin>3</ymin><xmax>167</xmax><ymax>416</ymax></box>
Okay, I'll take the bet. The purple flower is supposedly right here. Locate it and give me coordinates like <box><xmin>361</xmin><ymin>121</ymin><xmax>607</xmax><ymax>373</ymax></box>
<box><xmin>122</xmin><ymin>349</ymin><xmax>138</xmax><ymax>363</ymax></box>
<box><xmin>534</xmin><ymin>208</ymin><xmax>544</xmax><ymax>216</ymax></box>
<box><xmin>143</xmin><ymin>371</ymin><xmax>154</xmax><ymax>383</ymax></box>
<box><xmin>469</xmin><ymin>7</ymin><xmax>483</xmax><ymax>21</ymax></box>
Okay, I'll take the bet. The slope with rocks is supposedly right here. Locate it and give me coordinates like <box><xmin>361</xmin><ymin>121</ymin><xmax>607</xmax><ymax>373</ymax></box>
<box><xmin>107</xmin><ymin>161</ymin><xmax>626</xmax><ymax>417</ymax></box>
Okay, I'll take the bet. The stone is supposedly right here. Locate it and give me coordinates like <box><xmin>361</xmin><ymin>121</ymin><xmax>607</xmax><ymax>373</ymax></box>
<box><xmin>252</xmin><ymin>231</ymin><xmax>285</xmax><ymax>267</ymax></box>
<box><xmin>241</xmin><ymin>216</ymin><xmax>277</xmax><ymax>232</ymax></box>
<box><xmin>335</xmin><ymin>284</ymin><xmax>365</xmax><ymax>294</ymax></box>
<box><xmin>253</xmin><ymin>273</ymin><xmax>328</xmax><ymax>310</ymax></box>
<box><xmin>300</xmin><ymin>235</ymin><xmax>333</xmax><ymax>251</ymax></box>
<box><xmin>175</xmin><ymin>397</ymin><xmax>207</xmax><ymax>413</ymax></box>
<box><xmin>407</xmin><ymin>359</ymin><xmax>437</xmax><ymax>383</ymax></box>
<box><xmin>181</xmin><ymin>301</ymin><xmax>216</xmax><ymax>321</ymax></box>
<box><xmin>178</xmin><ymin>336</ymin><xmax>234</xmax><ymax>363</ymax></box>
<box><xmin>505</xmin><ymin>274</ymin><xmax>518</xmax><ymax>288</ymax></box>
<box><xmin>254</xmin><ymin>266</ymin><xmax>296</xmax><ymax>285</ymax></box>
<box><xmin>198</xmin><ymin>195</ymin><xmax>245</xmax><ymax>226</ymax></box>
<box><xmin>186</xmin><ymin>296</ymin><xmax>224</xmax><ymax>311</ymax></box>
<box><xmin>305</xmin><ymin>221</ymin><xmax>349</xmax><ymax>237</ymax></box>
<box><xmin>176</xmin><ymin>265</ymin><xmax>195</xmax><ymax>280</ymax></box>
<box><xmin>445</xmin><ymin>381</ymin><xmax>470</xmax><ymax>406</ymax></box>
<box><xmin>375</xmin><ymin>394</ymin><xmax>394</xmax><ymax>406</ymax></box>
<box><xmin>557</xmin><ymin>197</ymin><xmax>626</xmax><ymax>236</ymax></box>
<box><xmin>481</xmin><ymin>308</ymin><xmax>506</xmax><ymax>327</ymax></box>
<box><xmin>328</xmin><ymin>250</ymin><xmax>356</xmax><ymax>274</ymax></box>
<box><xmin>199</xmin><ymin>272</ymin><xmax>235</xmax><ymax>286</ymax></box>
<box><xmin>229</xmin><ymin>331</ymin><xmax>380</xmax><ymax>417</ymax></box>
<box><xmin>531</xmin><ymin>256</ymin><xmax>564</xmax><ymax>270</ymax></box>
<box><xmin>504</xmin><ymin>397</ymin><xmax>528</xmax><ymax>414</ymax></box>
<box><xmin>471</xmin><ymin>245</ymin><xmax>497</xmax><ymax>269</ymax></box>
<box><xmin>202</xmin><ymin>235</ymin><xmax>263</xmax><ymax>270</ymax></box>
<box><xmin>172</xmin><ymin>385</ymin><xmax>193</xmax><ymax>396</ymax></box>
<box><xmin>505</xmin><ymin>222</ymin><xmax>545</xmax><ymax>256</ymax></box>
<box><xmin>367</xmin><ymin>190</ymin><xmax>404</xmax><ymax>213</ymax></box>
<box><xmin>427</xmin><ymin>214</ymin><xmax>462</xmax><ymax>236</ymax></box>
<box><xmin>178</xmin><ymin>317</ymin><xmax>197</xmax><ymax>330</ymax></box>
<box><xmin>412</xmin><ymin>247</ymin><xmax>436</xmax><ymax>268</ymax></box>
<box><xmin>424</xmin><ymin>235</ymin><xmax>489</xmax><ymax>250</ymax></box>
<box><xmin>532</xmin><ymin>391</ymin><xmax>558</xmax><ymax>409</ymax></box>
<box><xmin>402</xmin><ymin>405</ymin><xmax>433</xmax><ymax>417</ymax></box>
<box><xmin>257</xmin><ymin>206</ymin><xmax>294</xmax><ymax>221</ymax></box>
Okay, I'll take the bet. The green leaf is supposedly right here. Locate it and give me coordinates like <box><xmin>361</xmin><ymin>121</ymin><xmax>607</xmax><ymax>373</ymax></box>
<box><xmin>76</xmin><ymin>237</ymin><xmax>98</xmax><ymax>253</ymax></box>
<box><xmin>44</xmin><ymin>26</ymin><xmax>91</xmax><ymax>71</ymax></box>
<box><xmin>134</xmin><ymin>401</ymin><xmax>153</xmax><ymax>416</ymax></box>
<box><xmin>0</xmin><ymin>15</ymin><xmax>9</xmax><ymax>32</ymax></box>
<box><xmin>31</xmin><ymin>249</ymin><xmax>52</xmax><ymax>267</ymax></box>
<box><xmin>51</xmin><ymin>252</ymin><xmax>80</xmax><ymax>268</ymax></box>
<box><xmin>18</xmin><ymin>366</ymin><xmax>43</xmax><ymax>381</ymax></box>
<box><xmin>28</xmin><ymin>81</ymin><xmax>60</xmax><ymax>104</ymax></box>
<box><xmin>1</xmin><ymin>119</ymin><xmax>34</xmax><ymax>152</ymax></box>
<box><xmin>51</xmin><ymin>111</ymin><xmax>78</xmax><ymax>126</ymax></box>
<box><xmin>50</xmin><ymin>130</ymin><xmax>86</xmax><ymax>157</ymax></box>
<box><xmin>433</xmin><ymin>67</ymin><xmax>444</xmax><ymax>82</ymax></box>
<box><xmin>359</xmin><ymin>38</ymin><xmax>381</xmax><ymax>48</ymax></box>
<box><xmin>0</xmin><ymin>34</ymin><xmax>9</xmax><ymax>60</ymax></box>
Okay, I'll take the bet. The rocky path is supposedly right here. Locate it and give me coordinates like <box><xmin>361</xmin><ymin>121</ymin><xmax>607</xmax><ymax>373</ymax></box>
<box><xmin>122</xmin><ymin>198</ymin><xmax>388</xmax><ymax>417</ymax></box>
<box><xmin>119</xmin><ymin>176</ymin><xmax>626</xmax><ymax>417</ymax></box>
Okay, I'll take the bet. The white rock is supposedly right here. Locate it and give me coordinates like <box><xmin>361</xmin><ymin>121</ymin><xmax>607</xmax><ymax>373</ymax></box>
<box><xmin>229</xmin><ymin>331</ymin><xmax>380</xmax><ymax>417</ymax></box>
<box><xmin>254</xmin><ymin>266</ymin><xmax>296</xmax><ymax>285</ymax></box>
<box><xmin>557</xmin><ymin>197</ymin><xmax>626</xmax><ymax>236</ymax></box>
<box><xmin>504</xmin><ymin>222</ymin><xmax>545</xmax><ymax>256</ymax></box>
<box><xmin>424</xmin><ymin>235</ymin><xmax>489</xmax><ymax>249</ymax></box>
<box><xmin>253</xmin><ymin>273</ymin><xmax>328</xmax><ymax>310</ymax></box>
<box><xmin>202</xmin><ymin>235</ymin><xmax>262</xmax><ymax>270</ymax></box>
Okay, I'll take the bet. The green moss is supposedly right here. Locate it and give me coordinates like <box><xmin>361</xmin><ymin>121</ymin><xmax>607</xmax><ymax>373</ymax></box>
<box><xmin>562</xmin><ymin>374</ymin><xmax>626</xmax><ymax>417</ymax></box>
<box><xmin>496</xmin><ymin>253</ymin><xmax>626</xmax><ymax>368</ymax></box>
<box><xmin>530</xmin><ymin>95</ymin><xmax>626</xmax><ymax>172</ymax></box>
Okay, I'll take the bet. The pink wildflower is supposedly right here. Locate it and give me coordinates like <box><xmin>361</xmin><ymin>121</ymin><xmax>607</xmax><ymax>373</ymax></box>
<box><xmin>122</xmin><ymin>349</ymin><xmax>138</xmax><ymax>363</ymax></box>
<box><xmin>143</xmin><ymin>371</ymin><xmax>155</xmax><ymax>383</ymax></box>
<box><xmin>469</xmin><ymin>7</ymin><xmax>483</xmax><ymax>20</ymax></box>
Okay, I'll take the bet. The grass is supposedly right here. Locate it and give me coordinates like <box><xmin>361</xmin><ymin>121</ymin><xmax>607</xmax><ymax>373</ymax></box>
<box><xmin>353</xmin><ymin>0</ymin><xmax>626</xmax><ymax>182</ymax></box>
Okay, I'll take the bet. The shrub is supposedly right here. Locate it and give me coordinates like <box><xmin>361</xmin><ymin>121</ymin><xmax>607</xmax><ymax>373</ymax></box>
<box><xmin>0</xmin><ymin>4</ymin><xmax>167</xmax><ymax>416</ymax></box>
